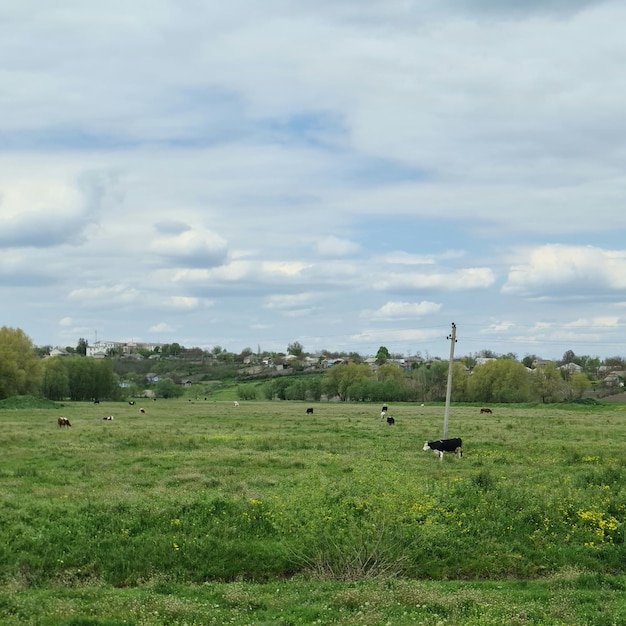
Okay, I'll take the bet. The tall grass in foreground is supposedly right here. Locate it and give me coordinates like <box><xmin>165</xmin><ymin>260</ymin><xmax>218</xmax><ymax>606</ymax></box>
<box><xmin>2</xmin><ymin>400</ymin><xmax>626</xmax><ymax>589</ymax></box>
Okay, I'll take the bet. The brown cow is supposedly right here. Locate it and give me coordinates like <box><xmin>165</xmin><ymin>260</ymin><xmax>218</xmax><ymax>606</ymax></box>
<box><xmin>480</xmin><ymin>407</ymin><xmax>493</xmax><ymax>414</ymax></box>
<box><xmin>57</xmin><ymin>417</ymin><xmax>72</xmax><ymax>428</ymax></box>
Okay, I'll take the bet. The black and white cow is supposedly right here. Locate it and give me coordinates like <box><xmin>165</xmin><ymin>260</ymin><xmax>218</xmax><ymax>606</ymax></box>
<box><xmin>306</xmin><ymin>407</ymin><xmax>314</xmax><ymax>414</ymax></box>
<box><xmin>386</xmin><ymin>416</ymin><xmax>395</xmax><ymax>425</ymax></box>
<box><xmin>423</xmin><ymin>438</ymin><xmax>463</xmax><ymax>460</ymax></box>
<box><xmin>381</xmin><ymin>404</ymin><xmax>388</xmax><ymax>413</ymax></box>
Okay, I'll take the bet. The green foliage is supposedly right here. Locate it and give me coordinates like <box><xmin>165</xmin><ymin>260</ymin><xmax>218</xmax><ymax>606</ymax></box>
<box><xmin>323</xmin><ymin>363</ymin><xmax>371</xmax><ymax>401</ymax></box>
<box><xmin>154</xmin><ymin>377</ymin><xmax>185</xmax><ymax>399</ymax></box>
<box><xmin>468</xmin><ymin>359</ymin><xmax>532</xmax><ymax>403</ymax></box>
<box><xmin>286</xmin><ymin>341</ymin><xmax>304</xmax><ymax>357</ymax></box>
<box><xmin>40</xmin><ymin>357</ymin><xmax>70</xmax><ymax>400</ymax></box>
<box><xmin>0</xmin><ymin>395</ymin><xmax>61</xmax><ymax>409</ymax></box>
<box><xmin>375</xmin><ymin>345</ymin><xmax>390</xmax><ymax>365</ymax></box>
<box><xmin>568</xmin><ymin>371</ymin><xmax>591</xmax><ymax>399</ymax></box>
<box><xmin>63</xmin><ymin>357</ymin><xmax>119</xmax><ymax>401</ymax></box>
<box><xmin>0</xmin><ymin>326</ymin><xmax>42</xmax><ymax>400</ymax></box>
<box><xmin>76</xmin><ymin>337</ymin><xmax>89</xmax><ymax>356</ymax></box>
<box><xmin>237</xmin><ymin>384</ymin><xmax>258</xmax><ymax>401</ymax></box>
<box><xmin>532</xmin><ymin>362</ymin><xmax>564</xmax><ymax>403</ymax></box>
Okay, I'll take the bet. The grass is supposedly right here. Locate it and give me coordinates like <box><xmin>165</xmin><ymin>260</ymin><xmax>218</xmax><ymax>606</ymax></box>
<box><xmin>2</xmin><ymin>398</ymin><xmax>626</xmax><ymax>624</ymax></box>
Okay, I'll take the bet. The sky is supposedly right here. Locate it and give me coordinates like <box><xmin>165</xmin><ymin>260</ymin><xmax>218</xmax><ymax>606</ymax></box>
<box><xmin>2</xmin><ymin>0</ymin><xmax>626</xmax><ymax>361</ymax></box>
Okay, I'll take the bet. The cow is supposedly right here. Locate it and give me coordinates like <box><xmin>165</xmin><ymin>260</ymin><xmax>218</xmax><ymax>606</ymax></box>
<box><xmin>57</xmin><ymin>417</ymin><xmax>72</xmax><ymax>428</ymax></box>
<box><xmin>128</xmin><ymin>401</ymin><xmax>135</xmax><ymax>406</ymax></box>
<box><xmin>93</xmin><ymin>399</ymin><xmax>100</xmax><ymax>404</ymax></box>
<box><xmin>381</xmin><ymin>404</ymin><xmax>388</xmax><ymax>413</ymax></box>
<box><xmin>306</xmin><ymin>407</ymin><xmax>314</xmax><ymax>414</ymax></box>
<box><xmin>423</xmin><ymin>438</ymin><xmax>463</xmax><ymax>460</ymax></box>
<box><xmin>140</xmin><ymin>408</ymin><xmax>146</xmax><ymax>414</ymax></box>
<box><xmin>386</xmin><ymin>416</ymin><xmax>395</xmax><ymax>425</ymax></box>
<box><xmin>103</xmin><ymin>415</ymin><xmax>114</xmax><ymax>421</ymax></box>
<box><xmin>233</xmin><ymin>401</ymin><xmax>240</xmax><ymax>407</ymax></box>
<box><xmin>480</xmin><ymin>407</ymin><xmax>493</xmax><ymax>414</ymax></box>
<box><xmin>380</xmin><ymin>410</ymin><xmax>387</xmax><ymax>420</ymax></box>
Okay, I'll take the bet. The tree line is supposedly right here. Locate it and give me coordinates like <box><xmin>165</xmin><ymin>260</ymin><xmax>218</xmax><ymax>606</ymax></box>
<box><xmin>0</xmin><ymin>326</ymin><xmax>619</xmax><ymax>404</ymax></box>
<box><xmin>251</xmin><ymin>358</ymin><xmax>594</xmax><ymax>404</ymax></box>
<box><xmin>0</xmin><ymin>327</ymin><xmax>187</xmax><ymax>402</ymax></box>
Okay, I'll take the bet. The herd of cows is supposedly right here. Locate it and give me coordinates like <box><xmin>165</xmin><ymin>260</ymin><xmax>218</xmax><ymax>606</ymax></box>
<box><xmin>55</xmin><ymin>401</ymin><xmax>496</xmax><ymax>461</ymax></box>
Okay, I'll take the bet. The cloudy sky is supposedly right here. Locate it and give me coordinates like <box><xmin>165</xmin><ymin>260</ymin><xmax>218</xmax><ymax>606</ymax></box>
<box><xmin>2</xmin><ymin>0</ymin><xmax>626</xmax><ymax>360</ymax></box>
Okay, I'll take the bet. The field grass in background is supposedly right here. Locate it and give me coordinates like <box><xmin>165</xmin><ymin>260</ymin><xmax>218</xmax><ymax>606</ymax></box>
<box><xmin>2</xmin><ymin>398</ymin><xmax>626</xmax><ymax>624</ymax></box>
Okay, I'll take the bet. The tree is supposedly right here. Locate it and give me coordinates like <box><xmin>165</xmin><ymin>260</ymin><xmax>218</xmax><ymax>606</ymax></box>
<box><xmin>323</xmin><ymin>363</ymin><xmax>372</xmax><ymax>401</ymax></box>
<box><xmin>561</xmin><ymin>350</ymin><xmax>576</xmax><ymax>365</ymax></box>
<box><xmin>76</xmin><ymin>338</ymin><xmax>88</xmax><ymax>356</ymax></box>
<box><xmin>467</xmin><ymin>359</ymin><xmax>532</xmax><ymax>403</ymax></box>
<box><xmin>64</xmin><ymin>357</ymin><xmax>119</xmax><ymax>401</ymax></box>
<box><xmin>154</xmin><ymin>377</ymin><xmax>184</xmax><ymax>399</ymax></box>
<box><xmin>287</xmin><ymin>341</ymin><xmax>304</xmax><ymax>357</ymax></box>
<box><xmin>41</xmin><ymin>358</ymin><xmax>70</xmax><ymax>400</ymax></box>
<box><xmin>522</xmin><ymin>354</ymin><xmax>539</xmax><ymax>369</ymax></box>
<box><xmin>376</xmin><ymin>363</ymin><xmax>404</xmax><ymax>384</ymax></box>
<box><xmin>428</xmin><ymin>360</ymin><xmax>449</xmax><ymax>401</ymax></box>
<box><xmin>531</xmin><ymin>362</ymin><xmax>564</xmax><ymax>403</ymax></box>
<box><xmin>0</xmin><ymin>327</ymin><xmax>42</xmax><ymax>399</ymax></box>
<box><xmin>375</xmin><ymin>346</ymin><xmax>390</xmax><ymax>365</ymax></box>
<box><xmin>566</xmin><ymin>372</ymin><xmax>591</xmax><ymax>400</ymax></box>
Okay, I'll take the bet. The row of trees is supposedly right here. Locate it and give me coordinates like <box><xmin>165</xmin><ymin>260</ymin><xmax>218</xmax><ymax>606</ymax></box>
<box><xmin>249</xmin><ymin>359</ymin><xmax>593</xmax><ymax>404</ymax></box>
<box><xmin>0</xmin><ymin>327</ymin><xmax>187</xmax><ymax>402</ymax></box>
<box><xmin>0</xmin><ymin>326</ymin><xmax>612</xmax><ymax>404</ymax></box>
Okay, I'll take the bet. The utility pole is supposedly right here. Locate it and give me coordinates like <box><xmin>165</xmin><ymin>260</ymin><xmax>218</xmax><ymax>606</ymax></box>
<box><xmin>443</xmin><ymin>322</ymin><xmax>457</xmax><ymax>439</ymax></box>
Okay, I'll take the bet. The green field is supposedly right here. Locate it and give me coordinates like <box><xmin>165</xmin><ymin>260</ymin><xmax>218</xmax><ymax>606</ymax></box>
<box><xmin>2</xmin><ymin>398</ymin><xmax>626</xmax><ymax>625</ymax></box>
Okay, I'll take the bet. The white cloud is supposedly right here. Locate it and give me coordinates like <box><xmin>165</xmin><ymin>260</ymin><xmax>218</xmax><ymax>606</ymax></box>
<box><xmin>68</xmin><ymin>284</ymin><xmax>142</xmax><ymax>306</ymax></box>
<box><xmin>316</xmin><ymin>235</ymin><xmax>360</xmax><ymax>257</ymax></box>
<box><xmin>373</xmin><ymin>268</ymin><xmax>495</xmax><ymax>291</ymax></box>
<box><xmin>4</xmin><ymin>1</ymin><xmax>626</xmax><ymax>359</ymax></box>
<box><xmin>370</xmin><ymin>301</ymin><xmax>442</xmax><ymax>320</ymax></box>
<box><xmin>502</xmin><ymin>244</ymin><xmax>626</xmax><ymax>296</ymax></box>
<box><xmin>149</xmin><ymin>322</ymin><xmax>176</xmax><ymax>333</ymax></box>
<box><xmin>151</xmin><ymin>228</ymin><xmax>228</xmax><ymax>268</ymax></box>
<box><xmin>264</xmin><ymin>293</ymin><xmax>316</xmax><ymax>310</ymax></box>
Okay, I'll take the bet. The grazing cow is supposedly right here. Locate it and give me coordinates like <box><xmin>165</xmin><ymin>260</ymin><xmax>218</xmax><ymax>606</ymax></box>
<box><xmin>128</xmin><ymin>401</ymin><xmax>135</xmax><ymax>406</ymax></box>
<box><xmin>233</xmin><ymin>401</ymin><xmax>240</xmax><ymax>407</ymax></box>
<box><xmin>93</xmin><ymin>399</ymin><xmax>100</xmax><ymax>404</ymax></box>
<box><xmin>306</xmin><ymin>407</ymin><xmax>314</xmax><ymax>414</ymax></box>
<box><xmin>103</xmin><ymin>415</ymin><xmax>114</xmax><ymax>421</ymax></box>
<box><xmin>386</xmin><ymin>416</ymin><xmax>395</xmax><ymax>425</ymax></box>
<box><xmin>140</xmin><ymin>408</ymin><xmax>146</xmax><ymax>414</ymax></box>
<box><xmin>57</xmin><ymin>417</ymin><xmax>72</xmax><ymax>428</ymax></box>
<box><xmin>423</xmin><ymin>438</ymin><xmax>463</xmax><ymax>460</ymax></box>
<box><xmin>381</xmin><ymin>404</ymin><xmax>388</xmax><ymax>413</ymax></box>
<box><xmin>480</xmin><ymin>407</ymin><xmax>493</xmax><ymax>414</ymax></box>
<box><xmin>380</xmin><ymin>410</ymin><xmax>387</xmax><ymax>421</ymax></box>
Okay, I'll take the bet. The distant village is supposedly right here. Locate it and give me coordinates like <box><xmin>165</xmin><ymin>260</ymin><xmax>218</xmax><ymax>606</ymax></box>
<box><xmin>42</xmin><ymin>339</ymin><xmax>626</xmax><ymax>391</ymax></box>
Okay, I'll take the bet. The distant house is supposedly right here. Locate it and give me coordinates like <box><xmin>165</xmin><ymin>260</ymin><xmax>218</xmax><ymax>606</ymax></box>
<box><xmin>49</xmin><ymin>347</ymin><xmax>70</xmax><ymax>358</ymax></box>
<box><xmin>532</xmin><ymin>359</ymin><xmax>555</xmax><ymax>369</ymax></box>
<box><xmin>559</xmin><ymin>362</ymin><xmax>582</xmax><ymax>374</ymax></box>
<box><xmin>603</xmin><ymin>371</ymin><xmax>625</xmax><ymax>387</ymax></box>
<box><xmin>145</xmin><ymin>373</ymin><xmax>159</xmax><ymax>383</ymax></box>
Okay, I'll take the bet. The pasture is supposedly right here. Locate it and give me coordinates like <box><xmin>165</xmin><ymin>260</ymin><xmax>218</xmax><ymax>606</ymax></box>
<box><xmin>2</xmin><ymin>398</ymin><xmax>626</xmax><ymax>625</ymax></box>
